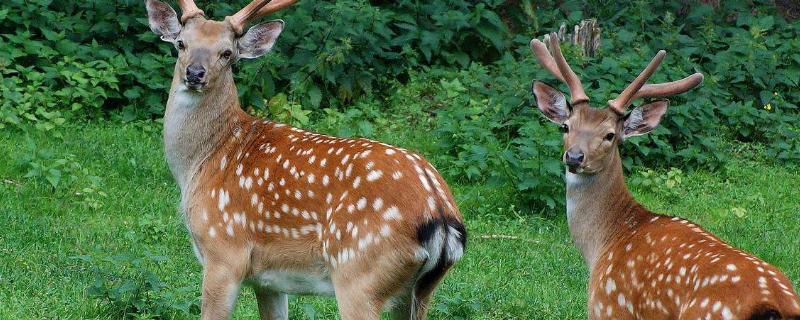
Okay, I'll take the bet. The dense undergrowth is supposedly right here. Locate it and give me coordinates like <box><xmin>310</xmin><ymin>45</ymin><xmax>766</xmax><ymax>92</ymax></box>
<box><xmin>2</xmin><ymin>1</ymin><xmax>798</xmax><ymax>209</ymax></box>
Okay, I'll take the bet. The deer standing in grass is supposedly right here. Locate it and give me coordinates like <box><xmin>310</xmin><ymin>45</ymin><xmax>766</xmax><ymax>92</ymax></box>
<box><xmin>144</xmin><ymin>1</ymin><xmax>466</xmax><ymax>319</ymax></box>
<box><xmin>530</xmin><ymin>33</ymin><xmax>800</xmax><ymax>320</ymax></box>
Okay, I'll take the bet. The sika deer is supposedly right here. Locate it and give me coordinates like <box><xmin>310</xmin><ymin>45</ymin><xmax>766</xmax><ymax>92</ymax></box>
<box><xmin>530</xmin><ymin>33</ymin><xmax>800</xmax><ymax>320</ymax></box>
<box><xmin>144</xmin><ymin>1</ymin><xmax>466</xmax><ymax>319</ymax></box>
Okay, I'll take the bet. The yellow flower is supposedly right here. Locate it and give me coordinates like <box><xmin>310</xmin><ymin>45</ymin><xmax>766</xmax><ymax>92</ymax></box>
<box><xmin>764</xmin><ymin>103</ymin><xmax>772</xmax><ymax>111</ymax></box>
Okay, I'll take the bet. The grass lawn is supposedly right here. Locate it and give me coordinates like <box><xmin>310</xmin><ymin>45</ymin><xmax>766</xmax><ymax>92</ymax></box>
<box><xmin>1</xmin><ymin>122</ymin><xmax>798</xmax><ymax>319</ymax></box>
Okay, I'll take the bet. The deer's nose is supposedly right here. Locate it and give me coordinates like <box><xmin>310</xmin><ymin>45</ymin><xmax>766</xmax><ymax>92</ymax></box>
<box><xmin>564</xmin><ymin>149</ymin><xmax>585</xmax><ymax>167</ymax></box>
<box><xmin>186</xmin><ymin>64</ymin><xmax>206</xmax><ymax>83</ymax></box>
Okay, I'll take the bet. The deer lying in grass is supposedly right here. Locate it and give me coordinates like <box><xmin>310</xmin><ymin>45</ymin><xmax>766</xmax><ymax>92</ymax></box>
<box><xmin>530</xmin><ymin>33</ymin><xmax>800</xmax><ymax>320</ymax></box>
<box><xmin>144</xmin><ymin>0</ymin><xmax>466</xmax><ymax>319</ymax></box>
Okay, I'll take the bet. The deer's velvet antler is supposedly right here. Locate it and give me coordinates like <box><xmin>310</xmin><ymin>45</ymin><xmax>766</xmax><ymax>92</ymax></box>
<box><xmin>529</xmin><ymin>33</ymin><xmax>589</xmax><ymax>105</ymax></box>
<box><xmin>227</xmin><ymin>0</ymin><xmax>298</xmax><ymax>34</ymax></box>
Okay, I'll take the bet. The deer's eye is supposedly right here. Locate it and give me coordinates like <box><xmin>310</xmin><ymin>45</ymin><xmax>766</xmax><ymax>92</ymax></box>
<box><xmin>177</xmin><ymin>40</ymin><xmax>186</xmax><ymax>50</ymax></box>
<box><xmin>221</xmin><ymin>49</ymin><xmax>233</xmax><ymax>59</ymax></box>
<box><xmin>561</xmin><ymin>124</ymin><xmax>569</xmax><ymax>133</ymax></box>
<box><xmin>604</xmin><ymin>132</ymin><xmax>616</xmax><ymax>141</ymax></box>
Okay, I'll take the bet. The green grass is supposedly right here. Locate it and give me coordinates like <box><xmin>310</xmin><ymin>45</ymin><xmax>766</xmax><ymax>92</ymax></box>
<box><xmin>1</xmin><ymin>122</ymin><xmax>798</xmax><ymax>319</ymax></box>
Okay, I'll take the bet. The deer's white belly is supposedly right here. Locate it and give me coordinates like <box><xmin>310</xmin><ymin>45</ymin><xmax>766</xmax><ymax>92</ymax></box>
<box><xmin>253</xmin><ymin>270</ymin><xmax>335</xmax><ymax>296</ymax></box>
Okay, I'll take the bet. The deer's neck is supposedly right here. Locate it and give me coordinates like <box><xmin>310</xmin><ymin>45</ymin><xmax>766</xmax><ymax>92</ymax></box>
<box><xmin>565</xmin><ymin>150</ymin><xmax>647</xmax><ymax>269</ymax></box>
<box><xmin>163</xmin><ymin>67</ymin><xmax>250</xmax><ymax>195</ymax></box>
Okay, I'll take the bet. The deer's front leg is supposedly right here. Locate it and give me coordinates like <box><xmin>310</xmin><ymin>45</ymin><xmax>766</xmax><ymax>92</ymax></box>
<box><xmin>254</xmin><ymin>287</ymin><xmax>288</xmax><ymax>320</ymax></box>
<box><xmin>200</xmin><ymin>262</ymin><xmax>245</xmax><ymax>320</ymax></box>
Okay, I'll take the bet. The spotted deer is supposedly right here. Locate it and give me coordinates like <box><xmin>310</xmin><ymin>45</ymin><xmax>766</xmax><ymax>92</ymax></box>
<box><xmin>143</xmin><ymin>1</ymin><xmax>466</xmax><ymax>319</ymax></box>
<box><xmin>530</xmin><ymin>33</ymin><xmax>800</xmax><ymax>320</ymax></box>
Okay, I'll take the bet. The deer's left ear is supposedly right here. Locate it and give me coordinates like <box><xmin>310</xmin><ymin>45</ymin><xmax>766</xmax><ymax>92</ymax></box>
<box><xmin>237</xmin><ymin>20</ymin><xmax>284</xmax><ymax>59</ymax></box>
<box><xmin>622</xmin><ymin>100</ymin><xmax>669</xmax><ymax>138</ymax></box>
<box><xmin>145</xmin><ymin>0</ymin><xmax>182</xmax><ymax>42</ymax></box>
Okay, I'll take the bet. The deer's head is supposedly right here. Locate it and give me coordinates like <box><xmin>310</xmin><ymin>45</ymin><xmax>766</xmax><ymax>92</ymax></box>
<box><xmin>530</xmin><ymin>33</ymin><xmax>703</xmax><ymax>175</ymax></box>
<box><xmin>145</xmin><ymin>0</ymin><xmax>296</xmax><ymax>92</ymax></box>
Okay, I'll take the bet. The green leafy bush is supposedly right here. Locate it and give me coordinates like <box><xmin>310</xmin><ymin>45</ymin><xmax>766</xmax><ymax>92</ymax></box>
<box><xmin>16</xmin><ymin>136</ymin><xmax>108</xmax><ymax>208</ymax></box>
<box><xmin>78</xmin><ymin>253</ymin><xmax>200</xmax><ymax>319</ymax></box>
<box><xmin>424</xmin><ymin>2</ymin><xmax>799</xmax><ymax>209</ymax></box>
<box><xmin>0</xmin><ymin>0</ymin><xmax>516</xmax><ymax>126</ymax></box>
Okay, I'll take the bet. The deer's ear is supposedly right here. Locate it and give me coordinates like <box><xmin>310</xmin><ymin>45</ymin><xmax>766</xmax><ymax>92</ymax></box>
<box><xmin>145</xmin><ymin>0</ymin><xmax>181</xmax><ymax>42</ymax></box>
<box><xmin>532</xmin><ymin>81</ymin><xmax>570</xmax><ymax>124</ymax></box>
<box><xmin>622</xmin><ymin>100</ymin><xmax>669</xmax><ymax>138</ymax></box>
<box><xmin>237</xmin><ymin>20</ymin><xmax>284</xmax><ymax>59</ymax></box>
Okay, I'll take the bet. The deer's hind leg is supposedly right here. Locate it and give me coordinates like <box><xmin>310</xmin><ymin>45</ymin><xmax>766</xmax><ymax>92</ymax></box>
<box><xmin>199</xmin><ymin>244</ymin><xmax>250</xmax><ymax>320</ymax></box>
<box><xmin>254</xmin><ymin>287</ymin><xmax>288</xmax><ymax>320</ymax></box>
<box><xmin>332</xmin><ymin>247</ymin><xmax>423</xmax><ymax>320</ymax></box>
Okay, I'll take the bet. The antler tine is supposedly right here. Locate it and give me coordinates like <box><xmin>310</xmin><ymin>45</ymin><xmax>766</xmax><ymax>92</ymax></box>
<box><xmin>547</xmin><ymin>33</ymin><xmax>589</xmax><ymax>104</ymax></box>
<box><xmin>630</xmin><ymin>73</ymin><xmax>704</xmax><ymax>100</ymax></box>
<box><xmin>608</xmin><ymin>50</ymin><xmax>666</xmax><ymax>114</ymax></box>
<box><xmin>177</xmin><ymin>0</ymin><xmax>204</xmax><ymax>23</ymax></box>
<box><xmin>529</xmin><ymin>38</ymin><xmax>566</xmax><ymax>83</ymax></box>
<box><xmin>227</xmin><ymin>0</ymin><xmax>272</xmax><ymax>34</ymax></box>
<box><xmin>529</xmin><ymin>33</ymin><xmax>589</xmax><ymax>104</ymax></box>
<box><xmin>227</xmin><ymin>0</ymin><xmax>298</xmax><ymax>35</ymax></box>
<box><xmin>254</xmin><ymin>0</ymin><xmax>298</xmax><ymax>18</ymax></box>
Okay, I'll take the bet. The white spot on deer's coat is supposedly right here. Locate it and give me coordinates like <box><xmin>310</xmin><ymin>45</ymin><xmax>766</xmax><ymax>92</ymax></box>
<box><xmin>722</xmin><ymin>306</ymin><xmax>734</xmax><ymax>320</ymax></box>
<box><xmin>427</xmin><ymin>196</ymin><xmax>436</xmax><ymax>211</ymax></box>
<box><xmin>218</xmin><ymin>188</ymin><xmax>229</xmax><ymax>211</ymax></box>
<box><xmin>605</xmin><ymin>278</ymin><xmax>616</xmax><ymax>294</ymax></box>
<box><xmin>372</xmin><ymin>198</ymin><xmax>383</xmax><ymax>211</ymax></box>
<box><xmin>380</xmin><ymin>224</ymin><xmax>391</xmax><ymax>237</ymax></box>
<box><xmin>383</xmin><ymin>206</ymin><xmax>401</xmax><ymax>220</ymax></box>
<box><xmin>366</xmin><ymin>170</ymin><xmax>383</xmax><ymax>181</ymax></box>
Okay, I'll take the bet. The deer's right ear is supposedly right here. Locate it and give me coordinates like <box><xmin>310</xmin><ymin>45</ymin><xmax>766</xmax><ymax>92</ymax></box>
<box><xmin>532</xmin><ymin>81</ymin><xmax>570</xmax><ymax>124</ymax></box>
<box><xmin>145</xmin><ymin>0</ymin><xmax>181</xmax><ymax>42</ymax></box>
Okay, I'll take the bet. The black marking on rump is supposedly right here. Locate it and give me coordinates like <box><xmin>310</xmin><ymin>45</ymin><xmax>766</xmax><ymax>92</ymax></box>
<box><xmin>746</xmin><ymin>303</ymin><xmax>799</xmax><ymax>320</ymax></box>
<box><xmin>414</xmin><ymin>205</ymin><xmax>466</xmax><ymax>298</ymax></box>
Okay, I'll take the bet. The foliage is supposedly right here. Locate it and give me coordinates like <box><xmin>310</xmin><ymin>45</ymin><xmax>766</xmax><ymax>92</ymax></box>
<box><xmin>263</xmin><ymin>93</ymin><xmax>312</xmax><ymax>127</ymax></box>
<box><xmin>78</xmin><ymin>253</ymin><xmax>200</xmax><ymax>319</ymax></box>
<box><xmin>430</xmin><ymin>292</ymin><xmax>482</xmax><ymax>319</ymax></box>
<box><xmin>404</xmin><ymin>65</ymin><xmax>564</xmax><ymax>209</ymax></box>
<box><xmin>418</xmin><ymin>1</ymin><xmax>800</xmax><ymax>208</ymax></box>
<box><xmin>0</xmin><ymin>0</ymin><xmax>515</xmax><ymax>125</ymax></box>
<box><xmin>598</xmin><ymin>1</ymin><xmax>800</xmax><ymax>162</ymax></box>
<box><xmin>628</xmin><ymin>167</ymin><xmax>685</xmax><ymax>201</ymax></box>
<box><xmin>1</xmin><ymin>0</ymin><xmax>798</xmax><ymax>211</ymax></box>
<box><xmin>629</xmin><ymin>167</ymin><xmax>684</xmax><ymax>191</ymax></box>
<box><xmin>16</xmin><ymin>135</ymin><xmax>107</xmax><ymax>208</ymax></box>
<box><xmin>0</xmin><ymin>55</ymin><xmax>120</xmax><ymax>131</ymax></box>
